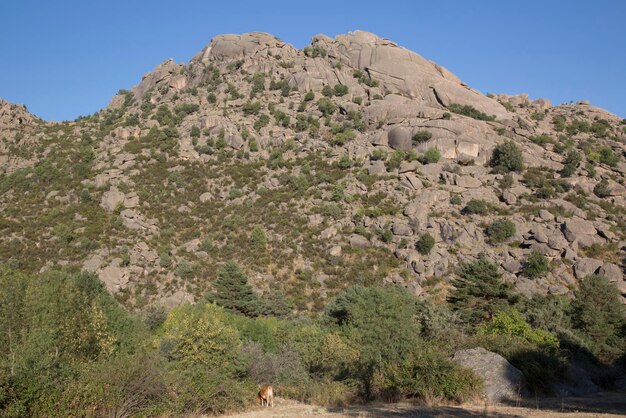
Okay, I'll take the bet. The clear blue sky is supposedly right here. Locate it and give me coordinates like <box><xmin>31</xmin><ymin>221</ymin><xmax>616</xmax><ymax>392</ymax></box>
<box><xmin>1</xmin><ymin>0</ymin><xmax>625</xmax><ymax>121</ymax></box>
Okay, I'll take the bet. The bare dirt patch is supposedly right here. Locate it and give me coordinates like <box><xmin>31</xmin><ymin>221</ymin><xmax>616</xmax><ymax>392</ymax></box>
<box><xmin>222</xmin><ymin>392</ymin><xmax>626</xmax><ymax>417</ymax></box>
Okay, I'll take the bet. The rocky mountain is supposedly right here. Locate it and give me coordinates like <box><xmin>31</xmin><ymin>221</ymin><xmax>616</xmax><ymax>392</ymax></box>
<box><xmin>1</xmin><ymin>30</ymin><xmax>625</xmax><ymax>312</ymax></box>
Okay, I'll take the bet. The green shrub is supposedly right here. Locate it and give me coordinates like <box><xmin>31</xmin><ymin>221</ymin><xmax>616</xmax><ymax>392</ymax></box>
<box><xmin>412</xmin><ymin>130</ymin><xmax>432</xmax><ymax>145</ymax></box>
<box><xmin>561</xmin><ymin>150</ymin><xmax>581</xmax><ymax>177</ymax></box>
<box><xmin>522</xmin><ymin>251</ymin><xmax>550</xmax><ymax>278</ymax></box>
<box><xmin>530</xmin><ymin>134</ymin><xmax>553</xmax><ymax>146</ymax></box>
<box><xmin>478</xmin><ymin>310</ymin><xmax>559</xmax><ymax>350</ymax></box>
<box><xmin>498</xmin><ymin>173</ymin><xmax>514</xmax><ymax>189</ymax></box>
<box><xmin>322</xmin><ymin>85</ymin><xmax>334</xmax><ymax>97</ymax></box>
<box><xmin>333</xmin><ymin>84</ymin><xmax>349</xmax><ymax>96</ymax></box>
<box><xmin>337</xmin><ymin>155</ymin><xmax>352</xmax><ymax>169</ymax></box>
<box><xmin>598</xmin><ymin>146</ymin><xmax>619</xmax><ymax>166</ymax></box>
<box><xmin>552</xmin><ymin>115</ymin><xmax>567</xmax><ymax>131</ymax></box>
<box><xmin>374</xmin><ymin>345</ymin><xmax>481</xmax><ymax>402</ymax></box>
<box><xmin>251</xmin><ymin>225</ymin><xmax>267</xmax><ymax>249</ymax></box>
<box><xmin>485</xmin><ymin>219</ymin><xmax>516</xmax><ymax>243</ymax></box>
<box><xmin>530</xmin><ymin>111</ymin><xmax>545</xmax><ymax>121</ymax></box>
<box><xmin>415</xmin><ymin>233</ymin><xmax>435</xmax><ymax>255</ymax></box>
<box><xmin>317</xmin><ymin>98</ymin><xmax>336</xmax><ymax>116</ymax></box>
<box><xmin>490</xmin><ymin>141</ymin><xmax>524</xmax><ymax>172</ymax></box>
<box><xmin>462</xmin><ymin>199</ymin><xmax>489</xmax><ymax>215</ymax></box>
<box><xmin>242</xmin><ymin>100</ymin><xmax>262</xmax><ymax>115</ymax></box>
<box><xmin>254</xmin><ymin>114</ymin><xmax>270</xmax><ymax>131</ymax></box>
<box><xmin>304</xmin><ymin>91</ymin><xmax>315</xmax><ymax>101</ymax></box>
<box><xmin>447</xmin><ymin>103</ymin><xmax>496</xmax><ymax>121</ymax></box>
<box><xmin>385</xmin><ymin>150</ymin><xmax>406</xmax><ymax>171</ymax></box>
<box><xmin>419</xmin><ymin>147</ymin><xmax>441</xmax><ymax>164</ymax></box>
<box><xmin>159</xmin><ymin>251</ymin><xmax>173</xmax><ymax>268</ymax></box>
<box><xmin>593</xmin><ymin>179</ymin><xmax>611</xmax><ymax>198</ymax></box>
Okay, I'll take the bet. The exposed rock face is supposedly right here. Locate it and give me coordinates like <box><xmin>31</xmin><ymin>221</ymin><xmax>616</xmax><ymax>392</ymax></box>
<box><xmin>0</xmin><ymin>99</ymin><xmax>40</xmax><ymax>128</ymax></box>
<box><xmin>313</xmin><ymin>31</ymin><xmax>508</xmax><ymax>120</ymax></box>
<box><xmin>192</xmin><ymin>32</ymin><xmax>296</xmax><ymax>64</ymax></box>
<box><xmin>453</xmin><ymin>347</ymin><xmax>527</xmax><ymax>403</ymax></box>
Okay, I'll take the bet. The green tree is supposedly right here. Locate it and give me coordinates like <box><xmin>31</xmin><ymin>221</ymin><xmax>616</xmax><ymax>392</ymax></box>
<box><xmin>570</xmin><ymin>274</ymin><xmax>626</xmax><ymax>361</ymax></box>
<box><xmin>206</xmin><ymin>262</ymin><xmax>263</xmax><ymax>317</ymax></box>
<box><xmin>490</xmin><ymin>141</ymin><xmax>524</xmax><ymax>172</ymax></box>
<box><xmin>485</xmin><ymin>219</ymin><xmax>516</xmax><ymax>243</ymax></box>
<box><xmin>522</xmin><ymin>251</ymin><xmax>550</xmax><ymax>278</ymax></box>
<box><xmin>161</xmin><ymin>303</ymin><xmax>243</xmax><ymax>368</ymax></box>
<box><xmin>448</xmin><ymin>255</ymin><xmax>519</xmax><ymax>325</ymax></box>
<box><xmin>324</xmin><ymin>285</ymin><xmax>420</xmax><ymax>398</ymax></box>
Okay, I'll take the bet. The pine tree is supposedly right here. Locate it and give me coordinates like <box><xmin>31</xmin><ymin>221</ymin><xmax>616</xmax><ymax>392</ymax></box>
<box><xmin>261</xmin><ymin>288</ymin><xmax>292</xmax><ymax>317</ymax></box>
<box><xmin>570</xmin><ymin>274</ymin><xmax>626</xmax><ymax>361</ymax></box>
<box><xmin>206</xmin><ymin>261</ymin><xmax>263</xmax><ymax>317</ymax></box>
<box><xmin>448</xmin><ymin>254</ymin><xmax>519</xmax><ymax>325</ymax></box>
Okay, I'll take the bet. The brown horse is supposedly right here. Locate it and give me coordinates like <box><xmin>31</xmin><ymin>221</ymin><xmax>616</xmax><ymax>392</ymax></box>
<box><xmin>256</xmin><ymin>385</ymin><xmax>274</xmax><ymax>407</ymax></box>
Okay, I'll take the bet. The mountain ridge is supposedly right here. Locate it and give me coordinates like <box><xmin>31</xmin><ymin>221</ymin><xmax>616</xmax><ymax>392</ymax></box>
<box><xmin>0</xmin><ymin>30</ymin><xmax>624</xmax><ymax>312</ymax></box>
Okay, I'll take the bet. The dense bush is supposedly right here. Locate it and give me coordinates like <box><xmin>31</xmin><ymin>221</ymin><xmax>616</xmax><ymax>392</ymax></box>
<box><xmin>561</xmin><ymin>150</ymin><xmax>581</xmax><ymax>177</ymax></box>
<box><xmin>334</xmin><ymin>84</ymin><xmax>349</xmax><ymax>96</ymax></box>
<box><xmin>490</xmin><ymin>141</ymin><xmax>524</xmax><ymax>172</ymax></box>
<box><xmin>412</xmin><ymin>130</ymin><xmax>432</xmax><ymax>145</ymax></box>
<box><xmin>415</xmin><ymin>233</ymin><xmax>435</xmax><ymax>255</ymax></box>
<box><xmin>478</xmin><ymin>310</ymin><xmax>559</xmax><ymax>350</ymax></box>
<box><xmin>317</xmin><ymin>98</ymin><xmax>336</xmax><ymax>116</ymax></box>
<box><xmin>485</xmin><ymin>218</ymin><xmax>516</xmax><ymax>243</ymax></box>
<box><xmin>522</xmin><ymin>251</ymin><xmax>550</xmax><ymax>278</ymax></box>
<box><xmin>593</xmin><ymin>178</ymin><xmax>611</xmax><ymax>198</ymax></box>
<box><xmin>419</xmin><ymin>147</ymin><xmax>441</xmax><ymax>164</ymax></box>
<box><xmin>598</xmin><ymin>146</ymin><xmax>619</xmax><ymax>166</ymax></box>
<box><xmin>462</xmin><ymin>199</ymin><xmax>489</xmax><ymax>215</ymax></box>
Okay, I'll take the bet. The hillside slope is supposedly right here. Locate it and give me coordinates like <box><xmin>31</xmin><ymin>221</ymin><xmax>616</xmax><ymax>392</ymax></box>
<box><xmin>1</xmin><ymin>30</ymin><xmax>625</xmax><ymax>312</ymax></box>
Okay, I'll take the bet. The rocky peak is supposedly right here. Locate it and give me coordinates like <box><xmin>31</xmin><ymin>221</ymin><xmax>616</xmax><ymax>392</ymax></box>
<box><xmin>0</xmin><ymin>98</ymin><xmax>40</xmax><ymax>130</ymax></box>
<box><xmin>309</xmin><ymin>30</ymin><xmax>509</xmax><ymax>119</ymax></box>
<box><xmin>191</xmin><ymin>32</ymin><xmax>296</xmax><ymax>64</ymax></box>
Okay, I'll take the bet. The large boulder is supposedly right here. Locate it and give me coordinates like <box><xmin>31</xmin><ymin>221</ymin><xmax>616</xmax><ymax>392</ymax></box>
<box><xmin>562</xmin><ymin>218</ymin><xmax>597</xmax><ymax>242</ymax></box>
<box><xmin>190</xmin><ymin>32</ymin><xmax>298</xmax><ymax>67</ymax></box>
<box><xmin>312</xmin><ymin>30</ymin><xmax>510</xmax><ymax>120</ymax></box>
<box><xmin>387</xmin><ymin>126</ymin><xmax>412</xmax><ymax>151</ymax></box>
<box><xmin>453</xmin><ymin>347</ymin><xmax>527</xmax><ymax>403</ymax></box>
<box><xmin>100</xmin><ymin>187</ymin><xmax>125</xmax><ymax>212</ymax></box>
<box><xmin>573</xmin><ymin>258</ymin><xmax>603</xmax><ymax>279</ymax></box>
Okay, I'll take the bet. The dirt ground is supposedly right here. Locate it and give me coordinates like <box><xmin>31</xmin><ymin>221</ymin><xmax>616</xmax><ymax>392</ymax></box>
<box><xmin>222</xmin><ymin>392</ymin><xmax>626</xmax><ymax>417</ymax></box>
